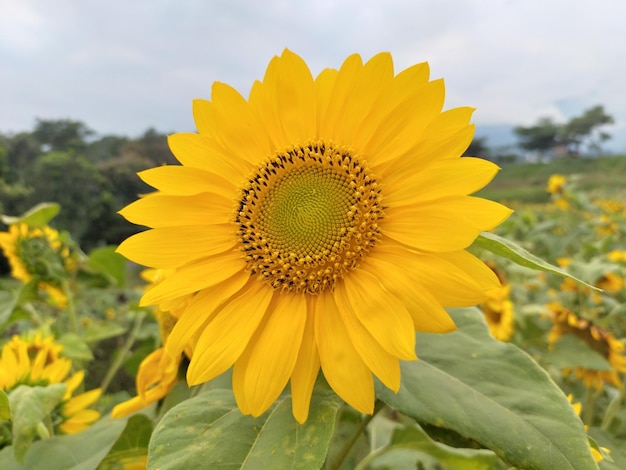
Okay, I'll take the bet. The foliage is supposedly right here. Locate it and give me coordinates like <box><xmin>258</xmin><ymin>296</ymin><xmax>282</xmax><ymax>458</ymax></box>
<box><xmin>514</xmin><ymin>105</ymin><xmax>614</xmax><ymax>157</ymax></box>
<box><xmin>0</xmin><ymin>120</ymin><xmax>175</xmax><ymax>250</ymax></box>
<box><xmin>0</xmin><ymin>181</ymin><xmax>617</xmax><ymax>469</ymax></box>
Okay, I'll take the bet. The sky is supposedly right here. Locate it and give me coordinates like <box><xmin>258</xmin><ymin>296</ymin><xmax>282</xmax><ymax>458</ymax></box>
<box><xmin>1</xmin><ymin>0</ymin><xmax>625</xmax><ymax>151</ymax></box>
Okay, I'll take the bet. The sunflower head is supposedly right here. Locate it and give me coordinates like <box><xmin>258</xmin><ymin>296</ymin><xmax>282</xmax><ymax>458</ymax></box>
<box><xmin>0</xmin><ymin>223</ymin><xmax>75</xmax><ymax>306</ymax></box>
<box><xmin>547</xmin><ymin>302</ymin><xmax>626</xmax><ymax>389</ymax></box>
<box><xmin>117</xmin><ymin>50</ymin><xmax>512</xmax><ymax>422</ymax></box>
<box><xmin>547</xmin><ymin>174</ymin><xmax>567</xmax><ymax>195</ymax></box>
<box><xmin>0</xmin><ymin>333</ymin><xmax>101</xmax><ymax>434</ymax></box>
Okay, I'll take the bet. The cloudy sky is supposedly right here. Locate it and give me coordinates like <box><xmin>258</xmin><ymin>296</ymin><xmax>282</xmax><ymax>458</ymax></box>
<box><xmin>2</xmin><ymin>0</ymin><xmax>625</xmax><ymax>150</ymax></box>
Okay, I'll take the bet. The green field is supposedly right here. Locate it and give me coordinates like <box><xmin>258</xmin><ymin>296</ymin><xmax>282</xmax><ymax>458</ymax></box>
<box><xmin>477</xmin><ymin>154</ymin><xmax>626</xmax><ymax>204</ymax></box>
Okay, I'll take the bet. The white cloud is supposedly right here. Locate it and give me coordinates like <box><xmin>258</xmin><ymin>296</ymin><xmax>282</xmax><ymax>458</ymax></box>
<box><xmin>0</xmin><ymin>0</ymin><xmax>624</xmax><ymax>150</ymax></box>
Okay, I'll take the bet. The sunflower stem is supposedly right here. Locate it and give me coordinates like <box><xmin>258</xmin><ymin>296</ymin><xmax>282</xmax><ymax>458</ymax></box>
<box><xmin>22</xmin><ymin>302</ymin><xmax>43</xmax><ymax>327</ymax></box>
<box><xmin>600</xmin><ymin>384</ymin><xmax>626</xmax><ymax>431</ymax></box>
<box><xmin>100</xmin><ymin>312</ymin><xmax>144</xmax><ymax>395</ymax></box>
<box><xmin>582</xmin><ymin>385</ymin><xmax>599</xmax><ymax>426</ymax></box>
<box><xmin>62</xmin><ymin>281</ymin><xmax>78</xmax><ymax>334</ymax></box>
<box><xmin>327</xmin><ymin>400</ymin><xmax>385</xmax><ymax>470</ymax></box>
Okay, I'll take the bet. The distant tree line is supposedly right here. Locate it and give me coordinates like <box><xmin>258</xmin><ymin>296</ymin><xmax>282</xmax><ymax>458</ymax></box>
<box><xmin>0</xmin><ymin>105</ymin><xmax>615</xmax><ymax>249</ymax></box>
<box><xmin>0</xmin><ymin>119</ymin><xmax>177</xmax><ymax>250</ymax></box>
<box><xmin>466</xmin><ymin>105</ymin><xmax>614</xmax><ymax>162</ymax></box>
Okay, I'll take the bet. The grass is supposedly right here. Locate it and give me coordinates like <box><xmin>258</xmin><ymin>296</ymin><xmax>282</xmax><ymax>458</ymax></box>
<box><xmin>476</xmin><ymin>154</ymin><xmax>626</xmax><ymax>204</ymax></box>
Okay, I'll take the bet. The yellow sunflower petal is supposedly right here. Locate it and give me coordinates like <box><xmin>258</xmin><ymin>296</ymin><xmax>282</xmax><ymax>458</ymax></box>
<box><xmin>329</xmin><ymin>52</ymin><xmax>394</xmax><ymax>145</ymax></box>
<box><xmin>117</xmin><ymin>225</ymin><xmax>236</xmax><ymax>269</ymax></box>
<box><xmin>167</xmin><ymin>133</ymin><xmax>248</xmax><ymax>181</ymax></box>
<box><xmin>362</xmin><ymin>248</ymin><xmax>456</xmax><ymax>332</ymax></box>
<box><xmin>166</xmin><ymin>270</ymin><xmax>250</xmax><ymax>358</ymax></box>
<box><xmin>111</xmin><ymin>396</ymin><xmax>146</xmax><ymax>418</ymax></box>
<box><xmin>139</xmin><ymin>250</ymin><xmax>243</xmax><ymax>306</ymax></box>
<box><xmin>62</xmin><ymin>389</ymin><xmax>102</xmax><ymax>416</ymax></box>
<box><xmin>59</xmin><ymin>409</ymin><xmax>101</xmax><ymax>434</ymax></box>
<box><xmin>384</xmin><ymin>196</ymin><xmax>512</xmax><ymax>252</ymax></box>
<box><xmin>119</xmin><ymin>193</ymin><xmax>233</xmax><ymax>228</ymax></box>
<box><xmin>314</xmin><ymin>68</ymin><xmax>338</xmax><ymax>133</ymax></box>
<box><xmin>361</xmin><ymin>79</ymin><xmax>445</xmax><ymax>167</ymax></box>
<box><xmin>315</xmin><ymin>293</ymin><xmax>374</xmax><ymax>414</ymax></box>
<box><xmin>268</xmin><ymin>49</ymin><xmax>316</xmax><ymax>144</ymax></box>
<box><xmin>187</xmin><ymin>281</ymin><xmax>274</xmax><ymax>385</ymax></box>
<box><xmin>63</xmin><ymin>370</ymin><xmax>85</xmax><ymax>399</ymax></box>
<box><xmin>335</xmin><ymin>270</ymin><xmax>416</xmax><ymax>360</ymax></box>
<box><xmin>209</xmin><ymin>82</ymin><xmax>273</xmax><ymax>162</ymax></box>
<box><xmin>317</xmin><ymin>53</ymin><xmax>363</xmax><ymax>140</ymax></box>
<box><xmin>384</xmin><ymin>157</ymin><xmax>500</xmax><ymax>207</ymax></box>
<box><xmin>370</xmin><ymin>243</ymin><xmax>500</xmax><ymax>307</ymax></box>
<box><xmin>232</xmin><ymin>293</ymin><xmax>307</xmax><ymax>417</ymax></box>
<box><xmin>290</xmin><ymin>296</ymin><xmax>320</xmax><ymax>424</ymax></box>
<box><xmin>333</xmin><ymin>282</ymin><xmax>401</xmax><ymax>391</ymax></box>
<box><xmin>138</xmin><ymin>165</ymin><xmax>236</xmax><ymax>198</ymax></box>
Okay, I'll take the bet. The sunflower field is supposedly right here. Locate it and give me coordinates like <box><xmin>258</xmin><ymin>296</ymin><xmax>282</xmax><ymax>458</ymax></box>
<box><xmin>0</xmin><ymin>52</ymin><xmax>624</xmax><ymax>470</ymax></box>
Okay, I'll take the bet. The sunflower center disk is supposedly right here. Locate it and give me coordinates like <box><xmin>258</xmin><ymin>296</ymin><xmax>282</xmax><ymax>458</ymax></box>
<box><xmin>236</xmin><ymin>141</ymin><xmax>383</xmax><ymax>294</ymax></box>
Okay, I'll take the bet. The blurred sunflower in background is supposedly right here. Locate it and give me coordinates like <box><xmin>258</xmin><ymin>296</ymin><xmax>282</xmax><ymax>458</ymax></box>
<box><xmin>547</xmin><ymin>302</ymin><xmax>626</xmax><ymax>390</ymax></box>
<box><xmin>480</xmin><ymin>263</ymin><xmax>515</xmax><ymax>341</ymax></box>
<box><xmin>112</xmin><ymin>269</ymin><xmax>189</xmax><ymax>418</ymax></box>
<box><xmin>0</xmin><ymin>333</ymin><xmax>101</xmax><ymax>434</ymax></box>
<box><xmin>0</xmin><ymin>223</ymin><xmax>75</xmax><ymax>307</ymax></box>
<box><xmin>117</xmin><ymin>50</ymin><xmax>512</xmax><ymax>422</ymax></box>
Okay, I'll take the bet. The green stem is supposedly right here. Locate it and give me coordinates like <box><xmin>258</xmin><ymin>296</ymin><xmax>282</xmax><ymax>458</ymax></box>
<box><xmin>62</xmin><ymin>281</ymin><xmax>78</xmax><ymax>334</ymax></box>
<box><xmin>22</xmin><ymin>302</ymin><xmax>43</xmax><ymax>327</ymax></box>
<box><xmin>99</xmin><ymin>313</ymin><xmax>144</xmax><ymax>395</ymax></box>
<box><xmin>327</xmin><ymin>400</ymin><xmax>385</xmax><ymax>470</ymax></box>
<box><xmin>582</xmin><ymin>386</ymin><xmax>599</xmax><ymax>426</ymax></box>
<box><xmin>601</xmin><ymin>385</ymin><xmax>626</xmax><ymax>431</ymax></box>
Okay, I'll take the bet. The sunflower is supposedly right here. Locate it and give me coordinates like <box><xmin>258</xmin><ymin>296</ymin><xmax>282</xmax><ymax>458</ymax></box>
<box><xmin>567</xmin><ymin>394</ymin><xmax>607</xmax><ymax>463</ymax></box>
<box><xmin>112</xmin><ymin>269</ymin><xmax>187</xmax><ymax>418</ymax></box>
<box><xmin>117</xmin><ymin>50</ymin><xmax>512</xmax><ymax>422</ymax></box>
<box><xmin>546</xmin><ymin>174</ymin><xmax>567</xmax><ymax>195</ymax></box>
<box><xmin>547</xmin><ymin>302</ymin><xmax>626</xmax><ymax>389</ymax></box>
<box><xmin>0</xmin><ymin>223</ymin><xmax>73</xmax><ymax>307</ymax></box>
<box><xmin>480</xmin><ymin>264</ymin><xmax>514</xmax><ymax>341</ymax></box>
<box><xmin>0</xmin><ymin>333</ymin><xmax>101</xmax><ymax>434</ymax></box>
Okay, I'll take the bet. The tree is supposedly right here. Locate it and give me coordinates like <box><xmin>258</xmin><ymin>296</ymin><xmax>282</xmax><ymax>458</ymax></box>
<box><xmin>561</xmin><ymin>105</ymin><xmax>614</xmax><ymax>156</ymax></box>
<box><xmin>464</xmin><ymin>136</ymin><xmax>489</xmax><ymax>158</ymax></box>
<box><xmin>24</xmin><ymin>151</ymin><xmax>109</xmax><ymax>246</ymax></box>
<box><xmin>123</xmin><ymin>128</ymin><xmax>177</xmax><ymax>166</ymax></box>
<box><xmin>514</xmin><ymin>118</ymin><xmax>560</xmax><ymax>158</ymax></box>
<box><xmin>33</xmin><ymin>119</ymin><xmax>94</xmax><ymax>154</ymax></box>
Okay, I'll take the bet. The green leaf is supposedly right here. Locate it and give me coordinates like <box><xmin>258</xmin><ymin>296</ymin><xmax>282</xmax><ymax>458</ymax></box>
<box><xmin>546</xmin><ymin>335</ymin><xmax>612</xmax><ymax>371</ymax></box>
<box><xmin>0</xmin><ymin>290</ymin><xmax>17</xmax><ymax>329</ymax></box>
<box><xmin>0</xmin><ymin>417</ymin><xmax>127</xmax><ymax>470</ymax></box>
<box><xmin>587</xmin><ymin>427</ymin><xmax>621</xmax><ymax>469</ymax></box>
<box><xmin>363</xmin><ymin>416</ymin><xmax>503</xmax><ymax>470</ymax></box>
<box><xmin>0</xmin><ymin>390</ymin><xmax>10</xmax><ymax>422</ymax></box>
<box><xmin>8</xmin><ymin>384</ymin><xmax>66</xmax><ymax>463</ymax></box>
<box><xmin>378</xmin><ymin>425</ymin><xmax>505</xmax><ymax>470</ymax></box>
<box><xmin>86</xmin><ymin>246</ymin><xmax>126</xmax><ymax>287</ymax></box>
<box><xmin>149</xmin><ymin>386</ymin><xmax>343</xmax><ymax>470</ymax></box>
<box><xmin>1</xmin><ymin>202</ymin><xmax>60</xmax><ymax>227</ymax></box>
<box><xmin>81</xmin><ymin>322</ymin><xmax>127</xmax><ymax>344</ymax></box>
<box><xmin>376</xmin><ymin>307</ymin><xmax>598</xmax><ymax>470</ymax></box>
<box><xmin>475</xmin><ymin>231</ymin><xmax>599</xmax><ymax>290</ymax></box>
<box><xmin>99</xmin><ymin>414</ymin><xmax>152</xmax><ymax>469</ymax></box>
<box><xmin>57</xmin><ymin>333</ymin><xmax>94</xmax><ymax>362</ymax></box>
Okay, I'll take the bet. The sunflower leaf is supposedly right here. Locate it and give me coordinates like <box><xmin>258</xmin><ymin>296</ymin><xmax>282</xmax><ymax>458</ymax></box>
<box><xmin>148</xmin><ymin>386</ymin><xmax>343</xmax><ymax>470</ymax></box>
<box><xmin>0</xmin><ymin>417</ymin><xmax>127</xmax><ymax>470</ymax></box>
<box><xmin>0</xmin><ymin>390</ymin><xmax>10</xmax><ymax>422</ymax></box>
<box><xmin>86</xmin><ymin>245</ymin><xmax>126</xmax><ymax>288</ymax></box>
<box><xmin>0</xmin><ymin>202</ymin><xmax>60</xmax><ymax>227</ymax></box>
<box><xmin>7</xmin><ymin>384</ymin><xmax>67</xmax><ymax>463</ymax></box>
<box><xmin>474</xmin><ymin>231</ymin><xmax>599</xmax><ymax>290</ymax></box>
<box><xmin>376</xmin><ymin>307</ymin><xmax>598</xmax><ymax>470</ymax></box>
